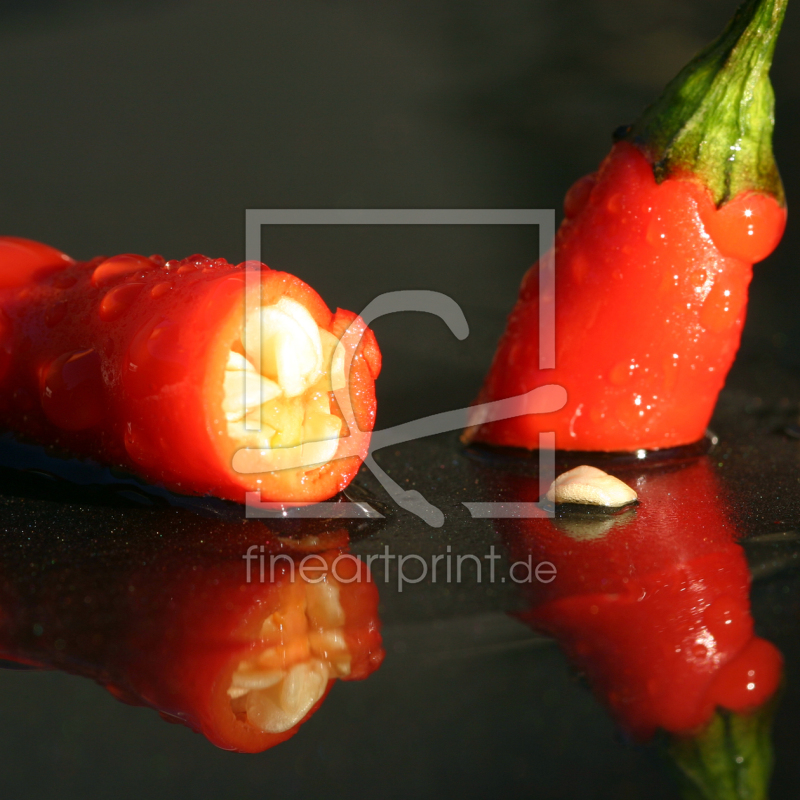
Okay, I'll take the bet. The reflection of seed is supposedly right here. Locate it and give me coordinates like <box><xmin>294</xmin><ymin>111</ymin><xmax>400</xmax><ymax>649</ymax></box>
<box><xmin>280</xmin><ymin>660</ymin><xmax>327</xmax><ymax>715</ymax></box>
<box><xmin>259</xmin><ymin>614</ymin><xmax>279</xmax><ymax>638</ymax></box>
<box><xmin>309</xmin><ymin>628</ymin><xmax>347</xmax><ymax>656</ymax></box>
<box><xmin>554</xmin><ymin>516</ymin><xmax>616</xmax><ymax>541</ymax></box>
<box><xmin>306</xmin><ymin>580</ymin><xmax>345</xmax><ymax>628</ymax></box>
<box><xmin>553</xmin><ymin>507</ymin><xmax>637</xmax><ymax>541</ymax></box>
<box><xmin>330</xmin><ymin>655</ymin><xmax>352</xmax><ymax>678</ymax></box>
<box><xmin>230</xmin><ymin>577</ymin><xmax>351</xmax><ymax>731</ymax></box>
<box><xmin>546</xmin><ymin>465</ymin><xmax>637</xmax><ymax>507</ymax></box>
<box><xmin>243</xmin><ymin>659</ymin><xmax>330</xmax><ymax>734</ymax></box>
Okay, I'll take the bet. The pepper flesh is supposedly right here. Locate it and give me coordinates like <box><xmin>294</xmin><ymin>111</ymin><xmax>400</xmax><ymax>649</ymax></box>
<box><xmin>0</xmin><ymin>239</ymin><xmax>381</xmax><ymax>504</ymax></box>
<box><xmin>467</xmin><ymin>144</ymin><xmax>786</xmax><ymax>452</ymax></box>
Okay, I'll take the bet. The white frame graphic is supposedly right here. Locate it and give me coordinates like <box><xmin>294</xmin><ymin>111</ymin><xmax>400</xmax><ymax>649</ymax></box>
<box><xmin>241</xmin><ymin>209</ymin><xmax>561</xmax><ymax>526</ymax></box>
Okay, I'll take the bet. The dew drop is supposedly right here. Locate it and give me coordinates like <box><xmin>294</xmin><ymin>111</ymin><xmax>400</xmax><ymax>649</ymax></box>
<box><xmin>91</xmin><ymin>254</ymin><xmax>156</xmax><ymax>288</ymax></box>
<box><xmin>123</xmin><ymin>422</ymin><xmax>160</xmax><ymax>468</ymax></box>
<box><xmin>700</xmin><ymin>281</ymin><xmax>745</xmax><ymax>333</ymax></box>
<box><xmin>124</xmin><ymin>316</ymin><xmax>189</xmax><ymax>399</ymax></box>
<box><xmin>45</xmin><ymin>301</ymin><xmax>68</xmax><ymax>328</ymax></box>
<box><xmin>99</xmin><ymin>282</ymin><xmax>145</xmax><ymax>321</ymax></box>
<box><xmin>704</xmin><ymin>595</ymin><xmax>748</xmax><ymax>645</ymax></box>
<box><xmin>646</xmin><ymin>217</ymin><xmax>667</xmax><ymax>246</ymax></box>
<box><xmin>40</xmin><ymin>348</ymin><xmax>105</xmax><ymax>430</ymax></box>
<box><xmin>0</xmin><ymin>238</ymin><xmax>74</xmax><ymax>290</ymax></box>
<box><xmin>563</xmin><ymin>174</ymin><xmax>595</xmax><ymax>219</ymax></box>
<box><xmin>150</xmin><ymin>281</ymin><xmax>173</xmax><ymax>298</ymax></box>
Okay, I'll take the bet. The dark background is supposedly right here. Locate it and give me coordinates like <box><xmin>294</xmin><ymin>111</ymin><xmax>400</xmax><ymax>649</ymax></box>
<box><xmin>1</xmin><ymin>1</ymin><xmax>799</xmax><ymax>798</ymax></box>
<box><xmin>2</xmin><ymin>0</ymin><xmax>799</xmax><ymax>430</ymax></box>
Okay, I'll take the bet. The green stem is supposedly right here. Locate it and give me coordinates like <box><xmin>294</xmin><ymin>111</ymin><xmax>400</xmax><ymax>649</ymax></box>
<box><xmin>623</xmin><ymin>0</ymin><xmax>788</xmax><ymax>206</ymax></box>
<box><xmin>666</xmin><ymin>701</ymin><xmax>779</xmax><ymax>800</ymax></box>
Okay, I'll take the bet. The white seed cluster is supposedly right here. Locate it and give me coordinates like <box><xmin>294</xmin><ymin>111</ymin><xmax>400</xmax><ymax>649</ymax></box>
<box><xmin>228</xmin><ymin>577</ymin><xmax>351</xmax><ymax>734</ymax></box>
<box><xmin>545</xmin><ymin>465</ymin><xmax>637</xmax><ymax>507</ymax></box>
<box><xmin>223</xmin><ymin>297</ymin><xmax>346</xmax><ymax>471</ymax></box>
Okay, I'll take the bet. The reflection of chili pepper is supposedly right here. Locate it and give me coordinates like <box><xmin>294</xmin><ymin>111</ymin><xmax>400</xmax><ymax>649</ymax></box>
<box><xmin>499</xmin><ymin>459</ymin><xmax>782</xmax><ymax>797</ymax></box>
<box><xmin>465</xmin><ymin>0</ymin><xmax>787</xmax><ymax>453</ymax></box>
<box><xmin>0</xmin><ymin>238</ymin><xmax>381</xmax><ymax>504</ymax></box>
<box><xmin>0</xmin><ymin>525</ymin><xmax>383</xmax><ymax>753</ymax></box>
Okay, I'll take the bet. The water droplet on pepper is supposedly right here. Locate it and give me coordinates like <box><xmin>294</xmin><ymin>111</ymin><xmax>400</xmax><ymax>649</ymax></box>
<box><xmin>124</xmin><ymin>317</ymin><xmax>189</xmax><ymax>399</ymax></box>
<box><xmin>150</xmin><ymin>281</ymin><xmax>173</xmax><ymax>298</ymax></box>
<box><xmin>45</xmin><ymin>301</ymin><xmax>68</xmax><ymax>327</ymax></box>
<box><xmin>40</xmin><ymin>348</ymin><xmax>105</xmax><ymax>430</ymax></box>
<box><xmin>99</xmin><ymin>282</ymin><xmax>145</xmax><ymax>321</ymax></box>
<box><xmin>91</xmin><ymin>254</ymin><xmax>156</xmax><ymax>288</ymax></box>
<box><xmin>123</xmin><ymin>421</ymin><xmax>161</xmax><ymax>468</ymax></box>
<box><xmin>564</xmin><ymin>174</ymin><xmax>596</xmax><ymax>219</ymax></box>
<box><xmin>700</xmin><ymin>279</ymin><xmax>747</xmax><ymax>333</ymax></box>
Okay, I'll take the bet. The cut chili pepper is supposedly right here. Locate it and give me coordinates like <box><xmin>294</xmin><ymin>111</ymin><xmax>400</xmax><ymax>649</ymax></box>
<box><xmin>0</xmin><ymin>240</ymin><xmax>381</xmax><ymax>504</ymax></box>
<box><xmin>0</xmin><ymin>525</ymin><xmax>384</xmax><ymax>753</ymax></box>
<box><xmin>497</xmin><ymin>458</ymin><xmax>782</xmax><ymax>797</ymax></box>
<box><xmin>465</xmin><ymin>0</ymin><xmax>788</xmax><ymax>452</ymax></box>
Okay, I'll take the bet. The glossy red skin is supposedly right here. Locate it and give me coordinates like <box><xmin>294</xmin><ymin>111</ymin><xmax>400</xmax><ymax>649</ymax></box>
<box><xmin>0</xmin><ymin>540</ymin><xmax>384</xmax><ymax>753</ymax></box>
<box><xmin>471</xmin><ymin>142</ymin><xmax>787</xmax><ymax>451</ymax></box>
<box><xmin>0</xmin><ymin>239</ymin><xmax>381</xmax><ymax>504</ymax></box>
<box><xmin>501</xmin><ymin>459</ymin><xmax>782</xmax><ymax>739</ymax></box>
<box><xmin>0</xmin><ymin>237</ymin><xmax>75</xmax><ymax>290</ymax></box>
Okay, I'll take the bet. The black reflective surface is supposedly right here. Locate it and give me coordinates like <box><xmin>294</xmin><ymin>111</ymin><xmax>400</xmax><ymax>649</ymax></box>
<box><xmin>0</xmin><ymin>357</ymin><xmax>798</xmax><ymax>798</ymax></box>
<box><xmin>2</xmin><ymin>1</ymin><xmax>800</xmax><ymax>798</ymax></box>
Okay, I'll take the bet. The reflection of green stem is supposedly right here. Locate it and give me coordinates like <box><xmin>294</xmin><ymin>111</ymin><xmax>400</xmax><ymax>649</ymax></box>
<box><xmin>625</xmin><ymin>0</ymin><xmax>787</xmax><ymax>206</ymax></box>
<box><xmin>667</xmin><ymin>700</ymin><xmax>779</xmax><ymax>800</ymax></box>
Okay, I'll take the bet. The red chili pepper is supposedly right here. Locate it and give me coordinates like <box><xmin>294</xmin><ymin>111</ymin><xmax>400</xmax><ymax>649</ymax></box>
<box><xmin>0</xmin><ymin>239</ymin><xmax>381</xmax><ymax>504</ymax></box>
<box><xmin>498</xmin><ymin>458</ymin><xmax>782</xmax><ymax>796</ymax></box>
<box><xmin>0</xmin><ymin>527</ymin><xmax>384</xmax><ymax>753</ymax></box>
<box><xmin>465</xmin><ymin>0</ymin><xmax>787</xmax><ymax>453</ymax></box>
